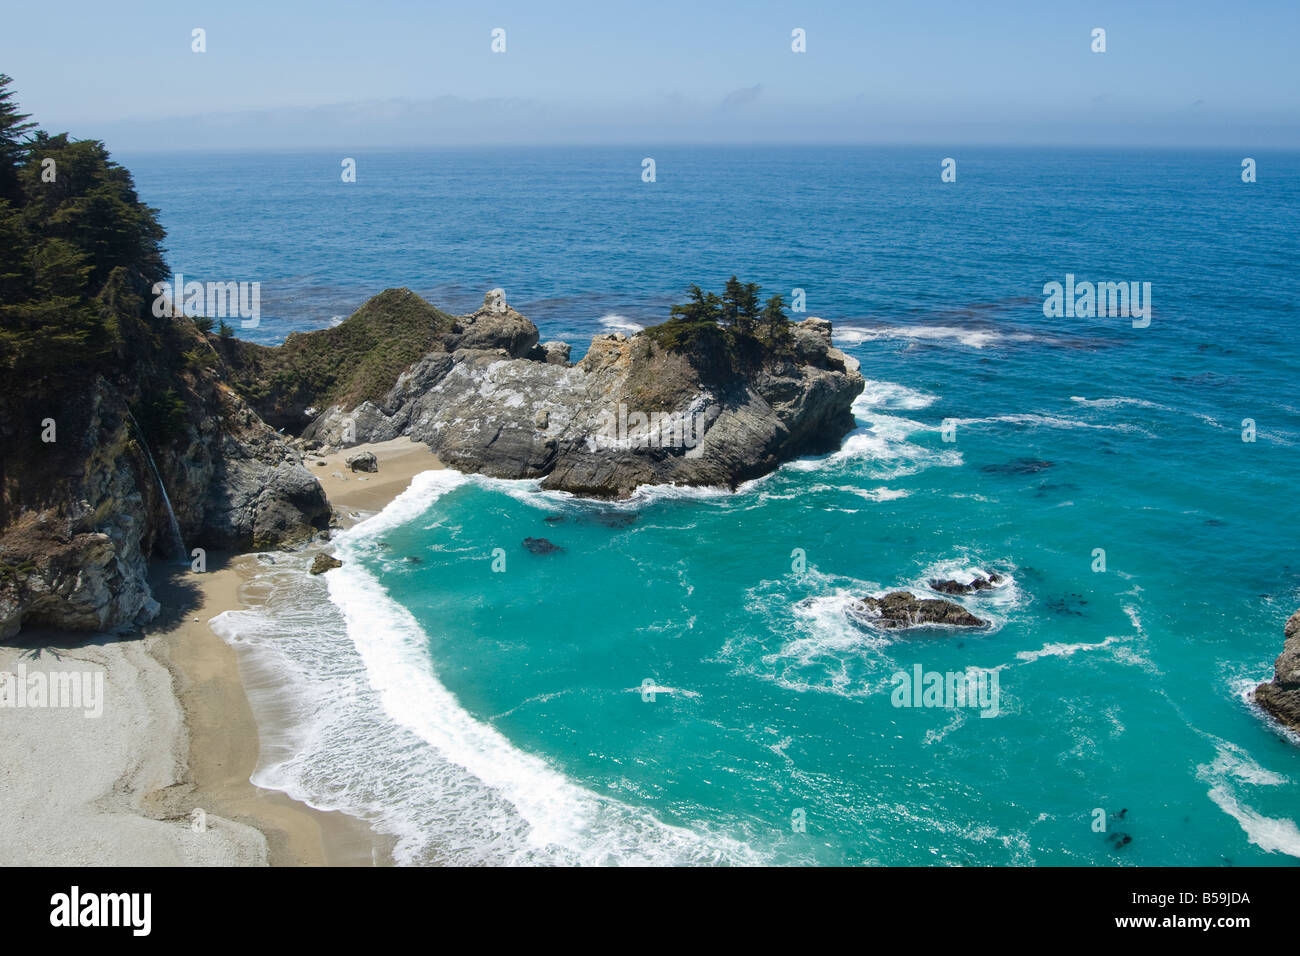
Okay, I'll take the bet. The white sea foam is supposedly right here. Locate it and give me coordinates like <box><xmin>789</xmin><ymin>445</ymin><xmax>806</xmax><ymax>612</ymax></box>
<box><xmin>338</xmin><ymin>469</ymin><xmax>472</xmax><ymax>539</ymax></box>
<box><xmin>1197</xmin><ymin>741</ymin><xmax>1300</xmax><ymax>858</ymax></box>
<box><xmin>835</xmin><ymin>325</ymin><xmax>1038</xmax><ymax>350</ymax></box>
<box><xmin>729</xmin><ymin>570</ymin><xmax>900</xmax><ymax>699</ymax></box>
<box><xmin>1069</xmin><ymin>395</ymin><xmax>1170</xmax><ymax>411</ymax></box>
<box><xmin>1206</xmin><ymin>789</ymin><xmax>1300</xmax><ymax>857</ymax></box>
<box><xmin>946</xmin><ymin>413</ymin><xmax>1155</xmax><ymax>437</ymax></box>
<box><xmin>212</xmin><ymin>474</ymin><xmax>766</xmax><ymax>866</ymax></box>
<box><xmin>625</xmin><ymin>481</ymin><xmax>735</xmax><ymax>504</ymax></box>
<box><xmin>855</xmin><ymin>379</ymin><xmax>938</xmax><ymax>412</ymax></box>
<box><xmin>625</xmin><ymin>685</ymin><xmax>702</xmax><ymax>699</ymax></box>
<box><xmin>799</xmin><ymin>381</ymin><xmax>961</xmax><ymax>479</ymax></box>
<box><xmin>599</xmin><ymin>314</ymin><xmax>643</xmax><ymax>334</ymax></box>
<box><xmin>1015</xmin><ymin>636</ymin><xmax>1124</xmax><ymax>663</ymax></box>
<box><xmin>786</xmin><ymin>413</ymin><xmax>963</xmax><ymax>479</ymax></box>
<box><xmin>787</xmin><ymin>482</ymin><xmax>911</xmax><ymax>503</ymax></box>
<box><xmin>852</xmin><ymin>486</ymin><xmax>911</xmax><ymax>502</ymax></box>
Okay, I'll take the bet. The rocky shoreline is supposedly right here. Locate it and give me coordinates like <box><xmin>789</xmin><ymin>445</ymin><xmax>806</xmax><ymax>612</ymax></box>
<box><xmin>301</xmin><ymin>289</ymin><xmax>864</xmax><ymax>498</ymax></box>
<box><xmin>1</xmin><ymin>288</ymin><xmax>864</xmax><ymax>639</ymax></box>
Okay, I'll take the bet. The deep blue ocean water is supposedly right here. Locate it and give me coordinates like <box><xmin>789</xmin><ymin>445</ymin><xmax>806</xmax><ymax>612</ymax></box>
<box><xmin>171</xmin><ymin>147</ymin><xmax>1300</xmax><ymax>865</ymax></box>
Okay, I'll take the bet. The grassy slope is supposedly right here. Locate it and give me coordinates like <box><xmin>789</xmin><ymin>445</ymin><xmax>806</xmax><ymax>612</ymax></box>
<box><xmin>213</xmin><ymin>288</ymin><xmax>457</xmax><ymax>431</ymax></box>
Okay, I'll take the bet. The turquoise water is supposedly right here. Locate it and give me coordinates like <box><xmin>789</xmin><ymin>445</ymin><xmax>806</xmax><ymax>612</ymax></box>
<box><xmin>176</xmin><ymin>147</ymin><xmax>1300</xmax><ymax>865</ymax></box>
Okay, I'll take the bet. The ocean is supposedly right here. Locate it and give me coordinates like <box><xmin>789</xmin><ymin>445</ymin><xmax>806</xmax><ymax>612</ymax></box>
<box><xmin>131</xmin><ymin>145</ymin><xmax>1300</xmax><ymax>865</ymax></box>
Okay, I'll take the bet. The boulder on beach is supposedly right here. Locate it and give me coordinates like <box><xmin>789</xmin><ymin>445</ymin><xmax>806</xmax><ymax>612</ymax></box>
<box><xmin>309</xmin><ymin>553</ymin><xmax>343</xmax><ymax>575</ymax></box>
<box><xmin>346</xmin><ymin>451</ymin><xmax>378</xmax><ymax>473</ymax></box>
<box><xmin>848</xmin><ymin>591</ymin><xmax>988</xmax><ymax>630</ymax></box>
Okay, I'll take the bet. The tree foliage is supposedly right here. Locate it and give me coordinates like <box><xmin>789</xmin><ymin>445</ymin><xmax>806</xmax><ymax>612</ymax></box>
<box><xmin>646</xmin><ymin>276</ymin><xmax>792</xmax><ymax>356</ymax></box>
<box><xmin>0</xmin><ymin>73</ymin><xmax>36</xmax><ymax>204</ymax></box>
<box><xmin>0</xmin><ymin>76</ymin><xmax>169</xmax><ymax>391</ymax></box>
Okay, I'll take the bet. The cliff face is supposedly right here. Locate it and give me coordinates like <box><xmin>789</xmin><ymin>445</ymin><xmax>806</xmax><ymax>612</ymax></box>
<box><xmin>0</xmin><ymin>380</ymin><xmax>160</xmax><ymax>636</ymax></box>
<box><xmin>1256</xmin><ymin>610</ymin><xmax>1300</xmax><ymax>735</ymax></box>
<box><xmin>0</xmin><ymin>108</ymin><xmax>332</xmax><ymax>641</ymax></box>
<box><xmin>304</xmin><ymin>290</ymin><xmax>865</xmax><ymax>498</ymax></box>
<box><xmin>0</xmin><ymin>321</ymin><xmax>330</xmax><ymax>640</ymax></box>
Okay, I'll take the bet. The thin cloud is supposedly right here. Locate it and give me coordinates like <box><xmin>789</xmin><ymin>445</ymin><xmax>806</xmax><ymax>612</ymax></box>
<box><xmin>720</xmin><ymin>85</ymin><xmax>762</xmax><ymax>110</ymax></box>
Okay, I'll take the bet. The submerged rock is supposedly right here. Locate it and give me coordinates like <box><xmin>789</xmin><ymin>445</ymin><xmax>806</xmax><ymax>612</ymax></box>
<box><xmin>522</xmin><ymin>537</ymin><xmax>564</xmax><ymax>555</ymax></box>
<box><xmin>848</xmin><ymin>591</ymin><xmax>988</xmax><ymax>630</ymax></box>
<box><xmin>1046</xmin><ymin>593</ymin><xmax>1088</xmax><ymax>616</ymax></box>
<box><xmin>309</xmin><ymin>553</ymin><xmax>343</xmax><ymax>575</ymax></box>
<box><xmin>981</xmin><ymin>458</ymin><xmax>1054</xmax><ymax>476</ymax></box>
<box><xmin>1255</xmin><ymin>609</ymin><xmax>1300</xmax><ymax>735</ymax></box>
<box><xmin>585</xmin><ymin>510</ymin><xmax>638</xmax><ymax>529</ymax></box>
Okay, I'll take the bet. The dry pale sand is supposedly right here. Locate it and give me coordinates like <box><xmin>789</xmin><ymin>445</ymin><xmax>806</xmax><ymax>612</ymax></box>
<box><xmin>0</xmin><ymin>437</ymin><xmax>442</xmax><ymax>866</ymax></box>
<box><xmin>310</xmin><ymin>436</ymin><xmax>445</xmax><ymax>517</ymax></box>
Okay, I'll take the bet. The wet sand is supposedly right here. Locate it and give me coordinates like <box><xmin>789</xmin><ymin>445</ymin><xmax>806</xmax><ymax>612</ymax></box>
<box><xmin>0</xmin><ymin>438</ymin><xmax>441</xmax><ymax>866</ymax></box>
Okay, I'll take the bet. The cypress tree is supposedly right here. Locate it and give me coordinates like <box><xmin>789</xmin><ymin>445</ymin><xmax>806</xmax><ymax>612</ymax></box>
<box><xmin>0</xmin><ymin>75</ymin><xmax>36</xmax><ymax>204</ymax></box>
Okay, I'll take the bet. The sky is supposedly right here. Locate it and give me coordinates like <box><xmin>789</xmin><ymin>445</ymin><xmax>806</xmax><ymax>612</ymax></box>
<box><xmin>2</xmin><ymin>0</ymin><xmax>1297</xmax><ymax>150</ymax></box>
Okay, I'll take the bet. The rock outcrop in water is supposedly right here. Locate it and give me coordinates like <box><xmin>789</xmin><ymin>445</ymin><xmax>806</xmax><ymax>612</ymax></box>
<box><xmin>930</xmin><ymin>572</ymin><xmax>1003</xmax><ymax>595</ymax></box>
<box><xmin>522</xmin><ymin>537</ymin><xmax>563</xmax><ymax>555</ymax></box>
<box><xmin>848</xmin><ymin>591</ymin><xmax>988</xmax><ymax>630</ymax></box>
<box><xmin>1255</xmin><ymin>609</ymin><xmax>1300</xmax><ymax>734</ymax></box>
<box><xmin>303</xmin><ymin>289</ymin><xmax>865</xmax><ymax>498</ymax></box>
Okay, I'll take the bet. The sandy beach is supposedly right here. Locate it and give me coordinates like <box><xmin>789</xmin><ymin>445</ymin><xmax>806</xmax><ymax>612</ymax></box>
<box><xmin>0</xmin><ymin>437</ymin><xmax>441</xmax><ymax>866</ymax></box>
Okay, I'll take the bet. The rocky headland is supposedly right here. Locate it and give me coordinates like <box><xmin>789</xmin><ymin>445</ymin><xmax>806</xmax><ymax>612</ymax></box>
<box><xmin>283</xmin><ymin>288</ymin><xmax>865</xmax><ymax>498</ymax></box>
<box><xmin>2</xmin><ymin>285</ymin><xmax>864</xmax><ymax>639</ymax></box>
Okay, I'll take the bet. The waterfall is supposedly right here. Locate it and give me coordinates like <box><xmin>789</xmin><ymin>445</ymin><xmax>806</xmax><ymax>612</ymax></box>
<box><xmin>126</xmin><ymin>412</ymin><xmax>188</xmax><ymax>563</ymax></box>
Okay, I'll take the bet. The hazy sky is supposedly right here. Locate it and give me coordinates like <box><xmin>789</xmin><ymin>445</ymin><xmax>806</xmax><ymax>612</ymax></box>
<box><xmin>3</xmin><ymin>0</ymin><xmax>1297</xmax><ymax>150</ymax></box>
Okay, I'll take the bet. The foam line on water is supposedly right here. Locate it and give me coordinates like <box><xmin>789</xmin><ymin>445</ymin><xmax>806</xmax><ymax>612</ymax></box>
<box><xmin>326</xmin><ymin>545</ymin><xmax>766</xmax><ymax>863</ymax></box>
<box><xmin>835</xmin><ymin>324</ymin><xmax>1040</xmax><ymax>349</ymax></box>
<box><xmin>1197</xmin><ymin>741</ymin><xmax>1300</xmax><ymax>858</ymax></box>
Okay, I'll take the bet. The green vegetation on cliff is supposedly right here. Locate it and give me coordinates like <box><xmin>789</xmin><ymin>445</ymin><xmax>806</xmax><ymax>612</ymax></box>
<box><xmin>0</xmin><ymin>75</ymin><xmax>209</xmax><ymax>520</ymax></box>
<box><xmin>213</xmin><ymin>288</ymin><xmax>457</xmax><ymax>430</ymax></box>
<box><xmin>641</xmin><ymin>277</ymin><xmax>793</xmax><ymax>379</ymax></box>
<box><xmin>645</xmin><ymin>277</ymin><xmax>791</xmax><ymax>348</ymax></box>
